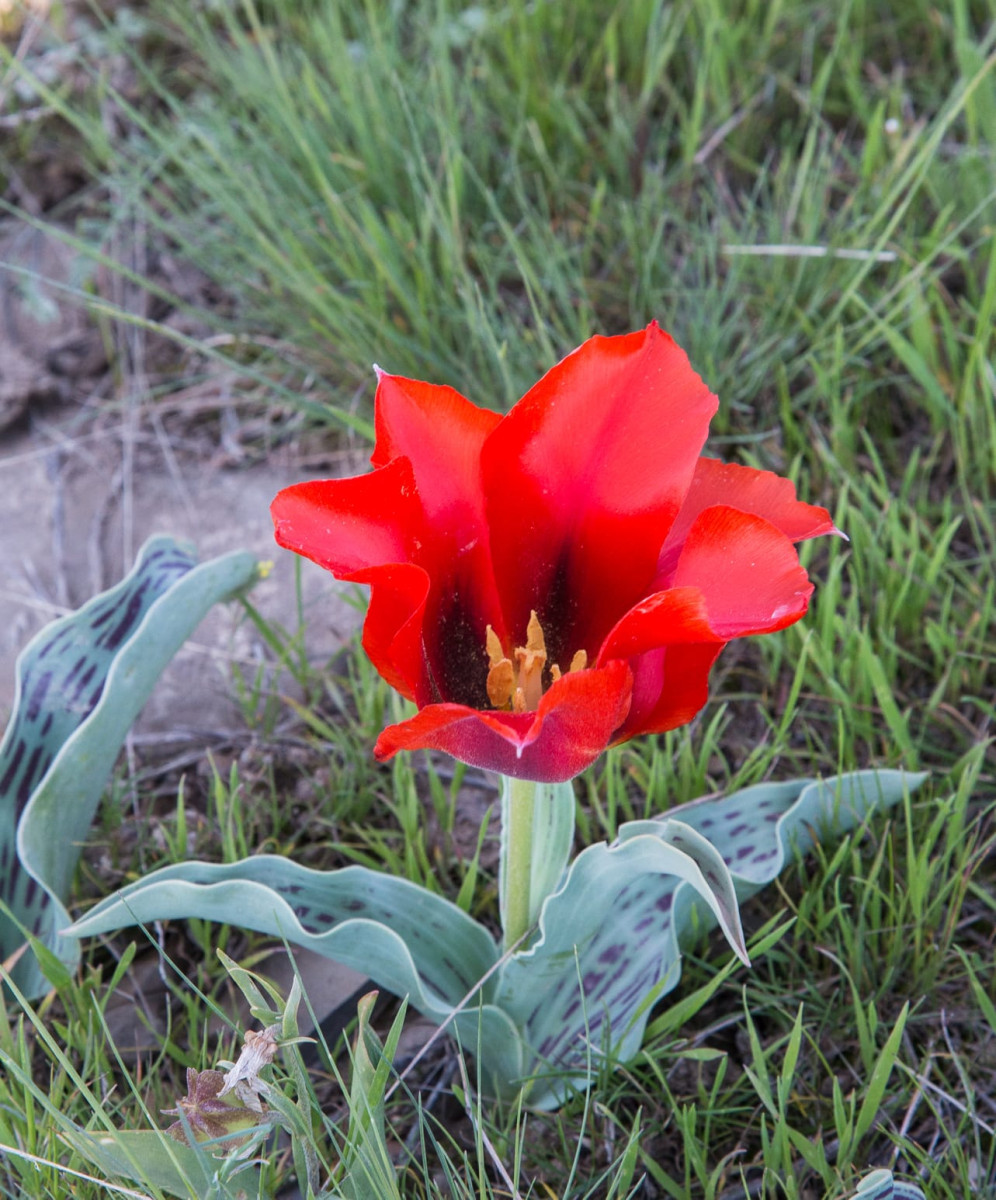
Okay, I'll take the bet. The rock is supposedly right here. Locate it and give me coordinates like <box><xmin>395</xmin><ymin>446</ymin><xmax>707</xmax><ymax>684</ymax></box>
<box><xmin>0</xmin><ymin>342</ymin><xmax>59</xmax><ymax>431</ymax></box>
<box><xmin>0</xmin><ymin>220</ymin><xmax>106</xmax><ymax>427</ymax></box>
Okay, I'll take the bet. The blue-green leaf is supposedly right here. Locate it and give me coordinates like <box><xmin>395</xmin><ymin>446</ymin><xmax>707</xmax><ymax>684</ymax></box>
<box><xmin>68</xmin><ymin>770</ymin><xmax>925</xmax><ymax>1107</ymax></box>
<box><xmin>495</xmin><ymin>817</ymin><xmax>745</xmax><ymax>1105</ymax></box>
<box><xmin>0</xmin><ymin>535</ymin><xmax>257</xmax><ymax>996</ymax></box>
<box><xmin>666</xmin><ymin>770</ymin><xmax>928</xmax><ymax>904</ymax></box>
<box><xmin>496</xmin><ymin>770</ymin><xmax>926</xmax><ymax>1107</ymax></box>
<box><xmin>70</xmin><ymin>856</ymin><xmax>498</xmax><ymax>1014</ymax></box>
<box><xmin>61</xmin><ymin>1127</ymin><xmax>263</xmax><ymax>1198</ymax></box>
<box><xmin>852</xmin><ymin>1167</ymin><xmax>926</xmax><ymax>1199</ymax></box>
<box><xmin>68</xmin><ymin>855</ymin><xmax>526</xmax><ymax>1097</ymax></box>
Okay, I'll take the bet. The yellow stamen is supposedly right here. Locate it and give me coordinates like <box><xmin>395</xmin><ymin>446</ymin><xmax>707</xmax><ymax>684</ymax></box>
<box><xmin>514</xmin><ymin>610</ymin><xmax>547</xmax><ymax>710</ymax></box>
<box><xmin>486</xmin><ymin>626</ymin><xmax>506</xmax><ymax>668</ymax></box>
<box><xmin>484</xmin><ymin>614</ymin><xmax>588</xmax><ymax>713</ymax></box>
<box><xmin>485</xmin><ymin>624</ymin><xmax>515</xmax><ymax>708</ymax></box>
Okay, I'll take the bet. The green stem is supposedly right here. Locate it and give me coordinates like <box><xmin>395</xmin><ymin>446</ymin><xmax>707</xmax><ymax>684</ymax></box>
<box><xmin>503</xmin><ymin>776</ymin><xmax>537</xmax><ymax>952</ymax></box>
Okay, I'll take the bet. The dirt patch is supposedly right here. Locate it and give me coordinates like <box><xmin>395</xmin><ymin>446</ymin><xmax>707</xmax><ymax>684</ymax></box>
<box><xmin>0</xmin><ymin>220</ymin><xmax>362</xmax><ymax>742</ymax></box>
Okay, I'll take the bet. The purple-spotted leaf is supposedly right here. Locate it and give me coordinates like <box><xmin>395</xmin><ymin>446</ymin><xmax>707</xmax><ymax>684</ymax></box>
<box><xmin>70</xmin><ymin>856</ymin><xmax>497</xmax><ymax>1008</ymax></box>
<box><xmin>497</xmin><ymin>770</ymin><xmax>926</xmax><ymax>1106</ymax></box>
<box><xmin>68</xmin><ymin>855</ymin><xmax>526</xmax><ymax>1098</ymax></box>
<box><xmin>647</xmin><ymin>769</ymin><xmax>929</xmax><ymax>902</ymax></box>
<box><xmin>0</xmin><ymin>536</ymin><xmax>257</xmax><ymax>996</ymax></box>
<box><xmin>68</xmin><ymin>770</ymin><xmax>924</xmax><ymax>1107</ymax></box>
<box><xmin>496</xmin><ymin>818</ymin><xmax>745</xmax><ymax>1103</ymax></box>
<box><xmin>852</xmin><ymin>1168</ymin><xmax>926</xmax><ymax>1199</ymax></box>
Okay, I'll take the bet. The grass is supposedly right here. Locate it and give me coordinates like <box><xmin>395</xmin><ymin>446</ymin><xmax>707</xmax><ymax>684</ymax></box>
<box><xmin>1</xmin><ymin>0</ymin><xmax>995</xmax><ymax>1196</ymax></box>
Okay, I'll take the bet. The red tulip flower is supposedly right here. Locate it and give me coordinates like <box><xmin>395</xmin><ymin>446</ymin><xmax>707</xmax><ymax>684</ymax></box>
<box><xmin>272</xmin><ymin>323</ymin><xmax>837</xmax><ymax>783</ymax></box>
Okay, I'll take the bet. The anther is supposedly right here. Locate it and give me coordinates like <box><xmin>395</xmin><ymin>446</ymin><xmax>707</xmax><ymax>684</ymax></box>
<box><xmin>484</xmin><ymin>614</ymin><xmax>588</xmax><ymax>713</ymax></box>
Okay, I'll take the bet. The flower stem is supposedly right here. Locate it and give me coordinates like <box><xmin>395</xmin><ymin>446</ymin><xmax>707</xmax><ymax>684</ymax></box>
<box><xmin>502</xmin><ymin>776</ymin><xmax>536</xmax><ymax>952</ymax></box>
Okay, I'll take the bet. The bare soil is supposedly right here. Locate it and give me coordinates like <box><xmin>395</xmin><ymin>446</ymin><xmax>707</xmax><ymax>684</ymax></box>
<box><xmin>0</xmin><ymin>217</ymin><xmax>361</xmax><ymax>745</ymax></box>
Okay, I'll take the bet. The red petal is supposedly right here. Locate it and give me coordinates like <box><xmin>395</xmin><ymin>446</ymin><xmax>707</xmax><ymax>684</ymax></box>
<box><xmin>598</xmin><ymin>507</ymin><xmax>812</xmax><ymax>736</ymax></box>
<box><xmin>671</xmin><ymin>505</ymin><xmax>814</xmax><ymax>638</ymax></box>
<box><xmin>599</xmin><ymin>506</ymin><xmax>813</xmax><ymax>665</ymax></box>
<box><xmin>371</xmin><ymin>371</ymin><xmax>508</xmax><ymax>691</ymax></box>
<box><xmin>271</xmin><ymin>457</ymin><xmax>420</xmax><ymax>575</ymax></box>
<box><xmin>272</xmin><ymin>465</ymin><xmax>435</xmax><ymax>702</ymax></box>
<box><xmin>616</xmin><ymin>643</ymin><xmax>725</xmax><ymax>738</ymax></box>
<box><xmin>372</xmin><ymin>372</ymin><xmax>501</xmax><ymax>485</ymax></box>
<box><xmin>371</xmin><ymin>373</ymin><xmax>502</xmax><ymax>616</ymax></box>
<box><xmin>657</xmin><ymin>457</ymin><xmax>838</xmax><ymax>583</ymax></box>
<box><xmin>597</xmin><ymin>587</ymin><xmax>721</xmax><ymax>659</ymax></box>
<box><xmin>373</xmin><ymin>661</ymin><xmax>633</xmax><ymax>783</ymax></box>
<box><xmin>349</xmin><ymin>563</ymin><xmax>431</xmax><ymax>703</ymax></box>
<box><xmin>481</xmin><ymin>323</ymin><xmax>717</xmax><ymax>660</ymax></box>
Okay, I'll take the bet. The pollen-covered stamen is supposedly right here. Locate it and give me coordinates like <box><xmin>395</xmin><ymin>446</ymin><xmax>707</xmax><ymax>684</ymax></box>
<box><xmin>550</xmin><ymin>649</ymin><xmax>587</xmax><ymax>682</ymax></box>
<box><xmin>486</xmin><ymin>626</ymin><xmax>515</xmax><ymax>708</ymax></box>
<box><xmin>514</xmin><ymin>610</ymin><xmax>547</xmax><ymax>711</ymax></box>
<box><xmin>484</xmin><ymin>613</ymin><xmax>587</xmax><ymax>713</ymax></box>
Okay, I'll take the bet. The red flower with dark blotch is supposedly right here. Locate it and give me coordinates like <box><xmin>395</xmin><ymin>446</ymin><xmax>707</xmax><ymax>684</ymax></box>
<box><xmin>272</xmin><ymin>323</ymin><xmax>837</xmax><ymax>782</ymax></box>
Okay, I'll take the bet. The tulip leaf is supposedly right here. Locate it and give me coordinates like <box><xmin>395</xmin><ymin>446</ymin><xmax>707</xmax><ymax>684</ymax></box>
<box><xmin>498</xmin><ymin>769</ymin><xmax>926</xmax><ymax>1107</ymax></box>
<box><xmin>652</xmin><ymin>770</ymin><xmax>928</xmax><ymax>904</ymax></box>
<box><xmin>69</xmin><ymin>853</ymin><xmax>529</xmax><ymax>1098</ymax></box>
<box><xmin>0</xmin><ymin>536</ymin><xmax>257</xmax><ymax>996</ymax></box>
<box><xmin>61</xmin><ymin>1127</ymin><xmax>262</xmax><ymax>1198</ymax></box>
<box><xmin>70</xmin><ymin>856</ymin><xmax>516</xmax><ymax>1089</ymax></box>
<box><xmin>68</xmin><ymin>770</ymin><xmax>925</xmax><ymax>1108</ymax></box>
<box><xmin>852</xmin><ymin>1168</ymin><xmax>926</xmax><ymax>1199</ymax></box>
<box><xmin>70</xmin><ymin>855</ymin><xmax>498</xmax><ymax>1008</ymax></box>
<box><xmin>495</xmin><ymin>817</ymin><xmax>746</xmax><ymax>1104</ymax></box>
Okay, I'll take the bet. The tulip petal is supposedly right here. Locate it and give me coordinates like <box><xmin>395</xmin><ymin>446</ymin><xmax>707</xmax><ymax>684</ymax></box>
<box><xmin>272</xmin><ymin>461</ymin><xmax>439</xmax><ymax>701</ymax></box>
<box><xmin>601</xmin><ymin>507</ymin><xmax>813</xmax><ymax>663</ymax></box>
<box><xmin>672</xmin><ymin>506</ymin><xmax>815</xmax><ymax>638</ymax></box>
<box><xmin>482</xmin><ymin>323</ymin><xmax>717</xmax><ymax>661</ymax></box>
<box><xmin>348</xmin><ymin>563</ymin><xmax>431</xmax><ymax>703</ymax></box>
<box><xmin>374</xmin><ymin>661</ymin><xmax>633</xmax><ymax>783</ymax></box>
<box><xmin>599</xmin><ymin>507</ymin><xmax>813</xmax><ymax>737</ymax></box>
<box><xmin>271</xmin><ymin>457</ymin><xmax>420</xmax><ymax>575</ymax></box>
<box><xmin>371</xmin><ymin>373</ymin><xmax>501</xmax><ymax>523</ymax></box>
<box><xmin>371</xmin><ymin>372</ymin><xmax>509</xmax><ymax>696</ymax></box>
<box><xmin>598</xmin><ymin>588</ymin><xmax>721</xmax><ymax>660</ymax></box>
<box><xmin>657</xmin><ymin>457</ymin><xmax>839</xmax><ymax>583</ymax></box>
<box><xmin>616</xmin><ymin>643</ymin><xmax>725</xmax><ymax>738</ymax></box>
